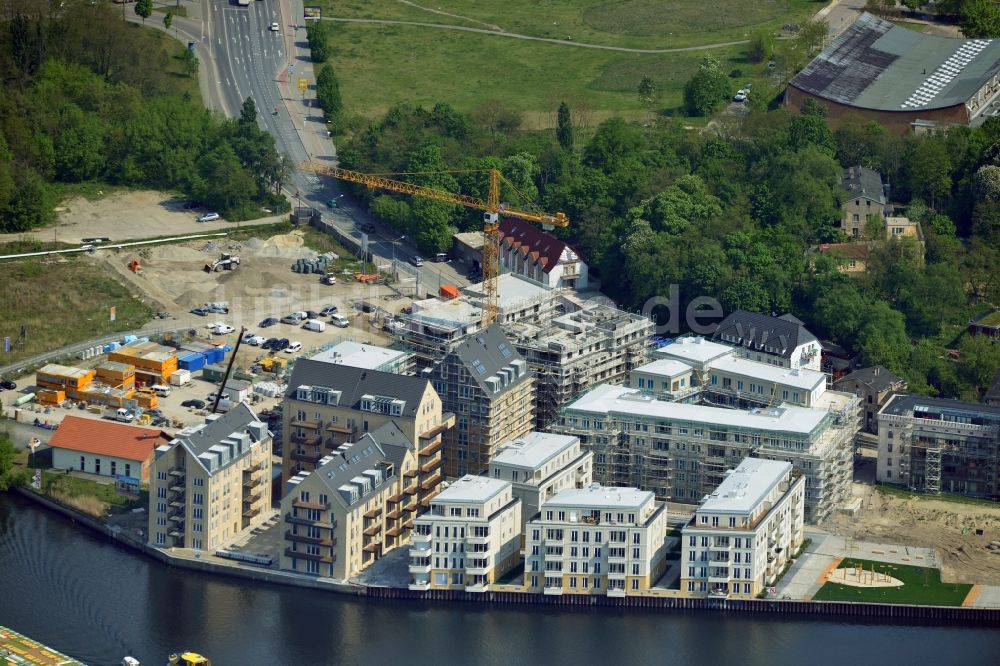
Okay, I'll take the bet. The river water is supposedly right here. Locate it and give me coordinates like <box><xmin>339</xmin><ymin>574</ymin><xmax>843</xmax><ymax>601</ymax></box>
<box><xmin>1</xmin><ymin>492</ymin><xmax>998</xmax><ymax>666</ymax></box>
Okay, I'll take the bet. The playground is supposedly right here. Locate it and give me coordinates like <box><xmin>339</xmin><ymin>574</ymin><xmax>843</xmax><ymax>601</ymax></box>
<box><xmin>813</xmin><ymin>558</ymin><xmax>974</xmax><ymax>606</ymax></box>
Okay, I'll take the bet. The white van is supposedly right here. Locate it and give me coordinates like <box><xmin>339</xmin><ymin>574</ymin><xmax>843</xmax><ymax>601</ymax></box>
<box><xmin>114</xmin><ymin>408</ymin><xmax>135</xmax><ymax>423</ymax></box>
<box><xmin>284</xmin><ymin>341</ymin><xmax>302</xmax><ymax>353</ymax></box>
<box><xmin>303</xmin><ymin>319</ymin><xmax>326</xmax><ymax>332</ymax></box>
<box><xmin>330</xmin><ymin>314</ymin><xmax>350</xmax><ymax>328</ymax></box>
<box><xmin>150</xmin><ymin>384</ymin><xmax>172</xmax><ymax>397</ymax></box>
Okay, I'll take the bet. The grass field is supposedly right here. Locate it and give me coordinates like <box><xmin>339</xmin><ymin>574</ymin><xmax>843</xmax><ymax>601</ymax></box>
<box><xmin>0</xmin><ymin>258</ymin><xmax>156</xmax><ymax>367</ymax></box>
<box><xmin>875</xmin><ymin>483</ymin><xmax>1000</xmax><ymax>508</ymax></box>
<box><xmin>321</xmin><ymin>0</ymin><xmax>822</xmax><ymax>49</ymax></box>
<box><xmin>812</xmin><ymin>558</ymin><xmax>973</xmax><ymax>606</ymax></box>
<box><xmin>330</xmin><ymin>23</ymin><xmax>755</xmax><ymax>123</ymax></box>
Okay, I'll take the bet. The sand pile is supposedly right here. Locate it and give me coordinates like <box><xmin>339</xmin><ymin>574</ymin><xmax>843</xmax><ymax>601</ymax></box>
<box><xmin>243</xmin><ymin>232</ymin><xmax>317</xmax><ymax>260</ymax></box>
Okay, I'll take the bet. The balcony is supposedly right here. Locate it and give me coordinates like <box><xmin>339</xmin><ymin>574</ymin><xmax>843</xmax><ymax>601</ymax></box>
<box><xmin>325</xmin><ymin>422</ymin><xmax>353</xmax><ymax>435</ymax></box>
<box><xmin>421</xmin><ymin>472</ymin><xmax>444</xmax><ymax>490</ymax></box>
<box><xmin>284</xmin><ymin>530</ymin><xmax>336</xmax><ymax>547</ymax></box>
<box><xmin>168</xmin><ymin>513</ymin><xmax>184</xmax><ymax>523</ymax></box>
<box><xmin>243</xmin><ymin>490</ymin><xmax>262</xmax><ymax>505</ymax></box>
<box><xmin>245</xmin><ymin>462</ymin><xmax>265</xmax><ymax>474</ymax></box>
<box><xmin>466</xmin><ymin>533</ymin><xmax>489</xmax><ymax>545</ymax></box>
<box><xmin>418</xmin><ymin>439</ymin><xmax>444</xmax><ymax>457</ymax></box>
<box><xmin>168</xmin><ymin>467</ymin><xmax>186</xmax><ymax>477</ymax></box>
<box><xmin>543</xmin><ymin>586</ymin><xmax>564</xmax><ymax>596</ymax></box>
<box><xmin>243</xmin><ymin>507</ymin><xmax>261</xmax><ymax>519</ymax></box>
<box><xmin>363</xmin><ymin>542</ymin><xmax>381</xmax><ymax>553</ymax></box>
<box><xmin>168</xmin><ymin>528</ymin><xmax>184</xmax><ymax>538</ymax></box>
<box><xmin>284</xmin><ymin>547</ymin><xmax>334</xmax><ymax>564</ymax></box>
<box><xmin>168</xmin><ymin>483</ymin><xmax>185</xmax><ymax>493</ymax></box>
<box><xmin>290</xmin><ymin>450</ymin><xmax>322</xmax><ymax>465</ymax></box>
<box><xmin>419</xmin><ymin>413</ymin><xmax>455</xmax><ymax>442</ymax></box>
<box><xmin>409</xmin><ymin>580</ymin><xmax>431</xmax><ymax>591</ymax></box>
<box><xmin>403</xmin><ymin>482</ymin><xmax>419</xmax><ymax>496</ymax></box>
<box><xmin>284</xmin><ymin>512</ymin><xmax>335</xmax><ymax>528</ymax></box>
<box><xmin>387</xmin><ymin>507</ymin><xmax>403</xmax><ymax>519</ymax></box>
<box><xmin>364</xmin><ymin>506</ymin><xmax>383</xmax><ymax>519</ymax></box>
<box><xmin>409</xmin><ymin>559</ymin><xmax>432</xmax><ymax>573</ymax></box>
<box><xmin>421</xmin><ymin>457</ymin><xmax>443</xmax><ymax>474</ymax></box>
<box><xmin>708</xmin><ymin>573</ymin><xmax>731</xmax><ymax>584</ymax></box>
<box><xmin>290</xmin><ymin>434</ymin><xmax>321</xmax><ymax>447</ymax></box>
<box><xmin>467</xmin><ymin>563</ymin><xmax>490</xmax><ymax>576</ymax></box>
<box><xmin>293</xmin><ymin>499</ymin><xmax>331</xmax><ymax>511</ymax></box>
<box><xmin>289</xmin><ymin>418</ymin><xmax>321</xmax><ymax>430</ymax></box>
<box><xmin>169</xmin><ymin>499</ymin><xmax>185</xmax><ymax>509</ymax></box>
<box><xmin>386</xmin><ymin>525</ymin><xmax>404</xmax><ymax>537</ymax></box>
<box><xmin>243</xmin><ymin>475</ymin><xmax>263</xmax><ymax>489</ymax></box>
<box><xmin>363</xmin><ymin>523</ymin><xmax>382</xmax><ymax>537</ymax></box>
<box><xmin>404</xmin><ymin>468</ymin><xmax>420</xmax><ymax>478</ymax></box>
<box><xmin>607</xmin><ymin>588</ymin><xmax>627</xmax><ymax>598</ymax></box>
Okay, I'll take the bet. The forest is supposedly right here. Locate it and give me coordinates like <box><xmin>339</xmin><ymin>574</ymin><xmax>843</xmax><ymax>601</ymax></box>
<box><xmin>339</xmin><ymin>98</ymin><xmax>1000</xmax><ymax>401</ymax></box>
<box><xmin>0</xmin><ymin>0</ymin><xmax>290</xmax><ymax>231</ymax></box>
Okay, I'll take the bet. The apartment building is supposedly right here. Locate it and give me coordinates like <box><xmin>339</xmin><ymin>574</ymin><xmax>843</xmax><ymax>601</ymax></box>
<box><xmin>840</xmin><ymin>165</ymin><xmax>888</xmax><ymax>238</ymax></box>
<box><xmin>834</xmin><ymin>365</ymin><xmax>907</xmax><ymax>434</ymax></box>
<box><xmin>409</xmin><ymin>475</ymin><xmax>522</xmax><ymax>592</ymax></box>
<box><xmin>280</xmin><ymin>360</ymin><xmax>451</xmax><ymax>487</ymax></box>
<box><xmin>507</xmin><ymin>300</ymin><xmax>653</xmax><ymax>429</ymax></box>
<box><xmin>428</xmin><ymin>324</ymin><xmax>535</xmax><ymax>477</ymax></box>
<box><xmin>499</xmin><ymin>218</ymin><xmax>589</xmax><ymax>290</ymax></box>
<box><xmin>280</xmin><ymin>421</ymin><xmax>432</xmax><ymax>580</ymax></box>
<box><xmin>309</xmin><ymin>340</ymin><xmax>414</xmax><ymax>375</ymax></box>
<box><xmin>524</xmin><ymin>484</ymin><xmax>668</xmax><ymax>596</ymax></box>
<box><xmin>489</xmin><ymin>432</ymin><xmax>593</xmax><ymax>532</ymax></box>
<box><xmin>712</xmin><ymin>311</ymin><xmax>821</xmax><ymax>371</ymax></box>
<box><xmin>553</xmin><ymin>384</ymin><xmax>859</xmax><ymax>523</ymax></box>
<box><xmin>148</xmin><ymin>404</ymin><xmax>272</xmax><ymax>551</ymax></box>
<box><xmin>681</xmin><ymin>458</ymin><xmax>805</xmax><ymax>599</ymax></box>
<box><xmin>877</xmin><ymin>394</ymin><xmax>1000</xmax><ymax>497</ymax></box>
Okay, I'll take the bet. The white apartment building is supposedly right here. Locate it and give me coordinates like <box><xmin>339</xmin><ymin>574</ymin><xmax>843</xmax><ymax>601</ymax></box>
<box><xmin>681</xmin><ymin>458</ymin><xmax>805</xmax><ymax>599</ymax></box>
<box><xmin>712</xmin><ymin>311</ymin><xmax>821</xmax><ymax>372</ymax></box>
<box><xmin>409</xmin><ymin>475</ymin><xmax>522</xmax><ymax>592</ymax></box>
<box><xmin>489</xmin><ymin>432</ymin><xmax>594</xmax><ymax>533</ymax></box>
<box><xmin>524</xmin><ymin>484</ymin><xmax>668</xmax><ymax>596</ymax></box>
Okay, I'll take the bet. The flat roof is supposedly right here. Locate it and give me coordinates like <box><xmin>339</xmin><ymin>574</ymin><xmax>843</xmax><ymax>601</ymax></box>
<box><xmin>38</xmin><ymin>364</ymin><xmax>92</xmax><ymax>379</ymax></box>
<box><xmin>633</xmin><ymin>358</ymin><xmax>694</xmax><ymax>378</ymax></box>
<box><xmin>790</xmin><ymin>12</ymin><xmax>1000</xmax><ymax>112</ymax></box>
<box><xmin>491</xmin><ymin>432</ymin><xmax>579</xmax><ymax>471</ymax></box>
<box><xmin>566</xmin><ymin>384</ymin><xmax>828</xmax><ymax>436</ymax></box>
<box><xmin>543</xmin><ymin>484</ymin><xmax>652</xmax><ymax>511</ymax></box>
<box><xmin>880</xmin><ymin>393</ymin><xmax>1000</xmax><ymax>418</ymax></box>
<box><xmin>310</xmin><ymin>341</ymin><xmax>408</xmax><ymax>369</ymax></box>
<box><xmin>698</xmin><ymin>458</ymin><xmax>792</xmax><ymax>515</ymax></box>
<box><xmin>657</xmin><ymin>337</ymin><xmax>734</xmax><ymax>365</ymax></box>
<box><xmin>434</xmin><ymin>474</ymin><xmax>509</xmax><ymax>503</ymax></box>
<box><xmin>462</xmin><ymin>273</ymin><xmax>552</xmax><ymax>311</ymax></box>
<box><xmin>707</xmin><ymin>355</ymin><xmax>827</xmax><ymax>392</ymax></box>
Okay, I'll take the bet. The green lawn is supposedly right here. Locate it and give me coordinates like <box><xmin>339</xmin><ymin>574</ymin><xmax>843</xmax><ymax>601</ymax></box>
<box><xmin>41</xmin><ymin>470</ymin><xmax>149</xmax><ymax>512</ymax></box>
<box><xmin>875</xmin><ymin>483</ymin><xmax>1000</xmax><ymax>508</ymax></box>
<box><xmin>320</xmin><ymin>0</ymin><xmax>822</xmax><ymax>50</ymax></box>
<box><xmin>813</xmin><ymin>558</ymin><xmax>973</xmax><ymax>606</ymax></box>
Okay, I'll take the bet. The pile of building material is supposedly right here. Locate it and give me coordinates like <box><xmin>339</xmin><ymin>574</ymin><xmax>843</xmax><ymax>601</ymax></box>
<box><xmin>291</xmin><ymin>252</ymin><xmax>338</xmax><ymax>275</ymax></box>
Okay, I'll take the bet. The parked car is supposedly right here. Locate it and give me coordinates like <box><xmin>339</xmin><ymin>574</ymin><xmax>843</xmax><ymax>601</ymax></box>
<box><xmin>181</xmin><ymin>399</ymin><xmax>206</xmax><ymax>409</ymax></box>
<box><xmin>269</xmin><ymin>21</ymin><xmax>279</xmax><ymax>31</ymax></box>
<box><xmin>275</xmin><ymin>338</ymin><xmax>290</xmax><ymax>351</ymax></box>
<box><xmin>319</xmin><ymin>305</ymin><xmax>339</xmax><ymax>316</ymax></box>
<box><xmin>284</xmin><ymin>341</ymin><xmax>302</xmax><ymax>353</ymax></box>
<box><xmin>197</xmin><ymin>212</ymin><xmax>220</xmax><ymax>222</ymax></box>
<box><xmin>246</xmin><ymin>335</ymin><xmax>266</xmax><ymax>346</ymax></box>
<box><xmin>191</xmin><ymin>307</ymin><xmax>210</xmax><ymax>316</ymax></box>
<box><xmin>211</xmin><ymin>324</ymin><xmax>235</xmax><ymax>335</ymax></box>
<box><xmin>410</xmin><ymin>256</ymin><xmax>424</xmax><ymax>267</ymax></box>
<box><xmin>305</xmin><ymin>310</ymin><xmax>320</xmax><ymax>320</ymax></box>
<box><xmin>281</xmin><ymin>313</ymin><xmax>304</xmax><ymax>325</ymax></box>
<box><xmin>207</xmin><ymin>304</ymin><xmax>229</xmax><ymax>314</ymax></box>
<box><xmin>434</xmin><ymin>253</ymin><xmax>448</xmax><ymax>262</ymax></box>
<box><xmin>330</xmin><ymin>314</ymin><xmax>350</xmax><ymax>328</ymax></box>
<box><xmin>0</xmin><ymin>379</ymin><xmax>16</xmax><ymax>391</ymax></box>
<box><xmin>360</xmin><ymin>222</ymin><xmax>376</xmax><ymax>234</ymax></box>
<box><xmin>733</xmin><ymin>89</ymin><xmax>748</xmax><ymax>103</ymax></box>
<box><xmin>261</xmin><ymin>337</ymin><xmax>280</xmax><ymax>350</ymax></box>
<box><xmin>259</xmin><ymin>317</ymin><xmax>279</xmax><ymax>327</ymax></box>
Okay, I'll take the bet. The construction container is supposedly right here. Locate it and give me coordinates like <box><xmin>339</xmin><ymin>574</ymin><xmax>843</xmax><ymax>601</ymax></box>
<box><xmin>222</xmin><ymin>380</ymin><xmax>251</xmax><ymax>403</ymax></box>
<box><xmin>14</xmin><ymin>393</ymin><xmax>35</xmax><ymax>406</ymax></box>
<box><xmin>36</xmin><ymin>389</ymin><xmax>65</xmax><ymax>405</ymax></box>
<box><xmin>439</xmin><ymin>284</ymin><xmax>459</xmax><ymax>300</ymax></box>
<box><xmin>135</xmin><ymin>391</ymin><xmax>158</xmax><ymax>409</ymax></box>
<box><xmin>258</xmin><ymin>357</ymin><xmax>287</xmax><ymax>372</ymax></box>
<box><xmin>205</xmin><ymin>346</ymin><xmax>224</xmax><ymax>365</ymax></box>
<box><xmin>80</xmin><ymin>385</ymin><xmax>131</xmax><ymax>408</ymax></box>
<box><xmin>95</xmin><ymin>361</ymin><xmax>136</xmax><ymax>391</ymax></box>
<box><xmin>36</xmin><ymin>364</ymin><xmax>95</xmax><ymax>400</ymax></box>
<box><xmin>178</xmin><ymin>351</ymin><xmax>207</xmax><ymax>372</ymax></box>
<box><xmin>109</xmin><ymin>348</ymin><xmax>178</xmax><ymax>385</ymax></box>
<box><xmin>202</xmin><ymin>364</ymin><xmax>227</xmax><ymax>382</ymax></box>
<box><xmin>169</xmin><ymin>369</ymin><xmax>192</xmax><ymax>386</ymax></box>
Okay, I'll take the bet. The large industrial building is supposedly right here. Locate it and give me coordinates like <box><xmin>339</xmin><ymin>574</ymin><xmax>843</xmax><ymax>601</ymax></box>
<box><xmin>786</xmin><ymin>13</ymin><xmax>1000</xmax><ymax>133</ymax></box>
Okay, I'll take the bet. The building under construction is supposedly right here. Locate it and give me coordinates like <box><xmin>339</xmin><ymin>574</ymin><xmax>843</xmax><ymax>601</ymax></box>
<box><xmin>876</xmin><ymin>394</ymin><xmax>1000</xmax><ymax>498</ymax></box>
<box><xmin>552</xmin><ymin>383</ymin><xmax>860</xmax><ymax>524</ymax></box>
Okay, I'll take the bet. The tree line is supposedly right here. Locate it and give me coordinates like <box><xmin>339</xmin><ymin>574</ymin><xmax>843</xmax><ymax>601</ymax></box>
<box><xmin>0</xmin><ymin>0</ymin><xmax>291</xmax><ymax>232</ymax></box>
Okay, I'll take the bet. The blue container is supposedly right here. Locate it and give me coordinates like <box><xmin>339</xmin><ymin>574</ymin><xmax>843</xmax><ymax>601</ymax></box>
<box><xmin>123</xmin><ymin>335</ymin><xmax>138</xmax><ymax>344</ymax></box>
<box><xmin>103</xmin><ymin>342</ymin><xmax>120</xmax><ymax>353</ymax></box>
<box><xmin>206</xmin><ymin>347</ymin><xmax>224</xmax><ymax>364</ymax></box>
<box><xmin>178</xmin><ymin>352</ymin><xmax>207</xmax><ymax>372</ymax></box>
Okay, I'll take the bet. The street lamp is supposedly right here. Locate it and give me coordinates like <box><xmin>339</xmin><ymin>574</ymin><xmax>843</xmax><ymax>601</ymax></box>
<box><xmin>391</xmin><ymin>235</ymin><xmax>405</xmax><ymax>280</ymax></box>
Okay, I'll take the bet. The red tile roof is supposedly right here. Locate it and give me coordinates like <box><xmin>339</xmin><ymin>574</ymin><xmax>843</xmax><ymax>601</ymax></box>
<box><xmin>500</xmin><ymin>218</ymin><xmax>569</xmax><ymax>275</ymax></box>
<box><xmin>48</xmin><ymin>415</ymin><xmax>170</xmax><ymax>463</ymax></box>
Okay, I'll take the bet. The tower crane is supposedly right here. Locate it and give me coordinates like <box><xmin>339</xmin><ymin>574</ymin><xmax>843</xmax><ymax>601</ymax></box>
<box><xmin>298</xmin><ymin>161</ymin><xmax>569</xmax><ymax>327</ymax></box>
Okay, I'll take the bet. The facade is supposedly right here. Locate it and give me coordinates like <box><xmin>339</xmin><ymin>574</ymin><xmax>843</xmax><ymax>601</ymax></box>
<box><xmin>489</xmin><ymin>432</ymin><xmax>594</xmax><ymax>533</ymax></box>
<box><xmin>309</xmin><ymin>340</ymin><xmax>413</xmax><ymax>375</ymax></box>
<box><xmin>48</xmin><ymin>415</ymin><xmax>169</xmax><ymax>483</ymax></box>
<box><xmin>680</xmin><ymin>458</ymin><xmax>805</xmax><ymax>599</ymax></box>
<box><xmin>428</xmin><ymin>324</ymin><xmax>535</xmax><ymax>477</ymax></box>
<box><xmin>840</xmin><ymin>166</ymin><xmax>887</xmax><ymax>238</ymax></box>
<box><xmin>523</xmin><ymin>484</ymin><xmax>668</xmax><ymax>596</ymax></box>
<box><xmin>712</xmin><ymin>311</ymin><xmax>821</xmax><ymax>371</ymax></box>
<box><xmin>786</xmin><ymin>13</ymin><xmax>1000</xmax><ymax>133</ymax></box>
<box><xmin>499</xmin><ymin>218</ymin><xmax>589</xmax><ymax>290</ymax></box>
<box><xmin>280</xmin><ymin>360</ymin><xmax>451</xmax><ymax>486</ymax></box>
<box><xmin>553</xmin><ymin>384</ymin><xmax>859</xmax><ymax>523</ymax></box>
<box><xmin>409</xmin><ymin>475</ymin><xmax>522</xmax><ymax>592</ymax></box>
<box><xmin>148</xmin><ymin>405</ymin><xmax>272</xmax><ymax>551</ymax></box>
<box><xmin>877</xmin><ymin>394</ymin><xmax>1000</xmax><ymax>497</ymax></box>
<box><xmin>834</xmin><ymin>366</ymin><xmax>907</xmax><ymax>434</ymax></box>
<box><xmin>816</xmin><ymin>242</ymin><xmax>871</xmax><ymax>274</ymax></box>
<box><xmin>279</xmin><ymin>423</ymin><xmax>429</xmax><ymax>580</ymax></box>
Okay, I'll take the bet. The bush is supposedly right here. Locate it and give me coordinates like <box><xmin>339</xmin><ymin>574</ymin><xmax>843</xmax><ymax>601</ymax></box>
<box><xmin>683</xmin><ymin>57</ymin><xmax>731</xmax><ymax>116</ymax></box>
<box><xmin>747</xmin><ymin>31</ymin><xmax>774</xmax><ymax>64</ymax></box>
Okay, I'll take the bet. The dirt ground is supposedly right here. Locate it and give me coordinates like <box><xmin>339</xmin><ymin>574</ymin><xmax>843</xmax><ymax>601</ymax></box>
<box><xmin>827</xmin><ymin>476</ymin><xmax>1000</xmax><ymax>586</ymax></box>
<box><xmin>0</xmin><ymin>190</ymin><xmax>287</xmax><ymax>246</ymax></box>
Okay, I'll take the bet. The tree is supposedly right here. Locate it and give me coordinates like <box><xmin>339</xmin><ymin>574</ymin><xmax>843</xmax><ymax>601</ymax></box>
<box><xmin>180</xmin><ymin>48</ymin><xmax>199</xmax><ymax>77</ymax></box>
<box><xmin>855</xmin><ymin>301</ymin><xmax>911</xmax><ymax>372</ymax></box>
<box><xmin>315</xmin><ymin>66</ymin><xmax>343</xmax><ymax>132</ymax></box>
<box><xmin>960</xmin><ymin>0</ymin><xmax>1000</xmax><ymax>38</ymax></box>
<box><xmin>306</xmin><ymin>20</ymin><xmax>331</xmax><ymax>62</ymax></box>
<box><xmin>906</xmin><ymin>137</ymin><xmax>952</xmax><ymax>207</ymax></box>
<box><xmin>556</xmin><ymin>101</ymin><xmax>573</xmax><ymax>151</ymax></box>
<box><xmin>240</xmin><ymin>97</ymin><xmax>257</xmax><ymax>126</ymax></box>
<box><xmin>683</xmin><ymin>57</ymin><xmax>730</xmax><ymax>117</ymax></box>
<box><xmin>638</xmin><ymin>76</ymin><xmax>656</xmax><ymax>107</ymax></box>
<box><xmin>134</xmin><ymin>0</ymin><xmax>152</xmax><ymax>24</ymax></box>
<box><xmin>163</xmin><ymin>12</ymin><xmax>172</xmax><ymax>31</ymax></box>
<box><xmin>747</xmin><ymin>31</ymin><xmax>774</xmax><ymax>64</ymax></box>
<box><xmin>795</xmin><ymin>19</ymin><xmax>828</xmax><ymax>56</ymax></box>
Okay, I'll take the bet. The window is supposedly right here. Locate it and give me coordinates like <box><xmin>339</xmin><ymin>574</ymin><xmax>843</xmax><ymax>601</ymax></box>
<box><xmin>125</xmin><ymin>464</ymin><xmax>131</xmax><ymax>478</ymax></box>
<box><xmin>157</xmin><ymin>471</ymin><xmax>167</xmax><ymax>481</ymax></box>
<box><xmin>631</xmin><ymin>579</ymin><xmax>639</xmax><ymax>590</ymax></box>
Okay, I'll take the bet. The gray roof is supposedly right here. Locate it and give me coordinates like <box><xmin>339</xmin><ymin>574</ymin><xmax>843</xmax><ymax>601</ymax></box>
<box><xmin>285</xmin><ymin>359</ymin><xmax>431</xmax><ymax>417</ymax></box>
<box><xmin>712</xmin><ymin>310</ymin><xmax>818</xmax><ymax>359</ymax></box>
<box><xmin>449</xmin><ymin>324</ymin><xmax>530</xmax><ymax>394</ymax></box>
<box><xmin>789</xmin><ymin>12</ymin><xmax>1000</xmax><ymax>112</ymax></box>
<box><xmin>841</xmin><ymin>166</ymin><xmax>886</xmax><ymax>204</ymax></box>
<box><xmin>363</xmin><ymin>421</ymin><xmax>414</xmax><ymax>471</ymax></box>
<box><xmin>879</xmin><ymin>393</ymin><xmax>1000</xmax><ymax>421</ymax></box>
<box><xmin>301</xmin><ymin>440</ymin><xmax>394</xmax><ymax>510</ymax></box>
<box><xmin>173</xmin><ymin>403</ymin><xmax>269</xmax><ymax>475</ymax></box>
<box><xmin>834</xmin><ymin>365</ymin><xmax>905</xmax><ymax>393</ymax></box>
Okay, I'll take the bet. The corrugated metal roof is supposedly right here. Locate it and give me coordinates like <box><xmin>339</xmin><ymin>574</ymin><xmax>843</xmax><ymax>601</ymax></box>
<box><xmin>790</xmin><ymin>13</ymin><xmax>1000</xmax><ymax>112</ymax></box>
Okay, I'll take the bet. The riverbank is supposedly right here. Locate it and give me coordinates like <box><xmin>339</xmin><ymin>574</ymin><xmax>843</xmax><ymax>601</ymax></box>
<box><xmin>12</xmin><ymin>485</ymin><xmax>1000</xmax><ymax>626</ymax></box>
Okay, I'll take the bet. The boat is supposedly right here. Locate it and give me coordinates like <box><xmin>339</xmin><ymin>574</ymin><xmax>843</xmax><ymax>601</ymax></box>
<box><xmin>122</xmin><ymin>658</ymin><xmax>141</xmax><ymax>666</ymax></box>
<box><xmin>168</xmin><ymin>652</ymin><xmax>212</xmax><ymax>666</ymax></box>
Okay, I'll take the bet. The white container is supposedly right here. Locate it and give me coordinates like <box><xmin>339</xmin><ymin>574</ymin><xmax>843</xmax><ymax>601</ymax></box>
<box><xmin>303</xmin><ymin>319</ymin><xmax>326</xmax><ymax>332</ymax></box>
<box><xmin>169</xmin><ymin>369</ymin><xmax>192</xmax><ymax>386</ymax></box>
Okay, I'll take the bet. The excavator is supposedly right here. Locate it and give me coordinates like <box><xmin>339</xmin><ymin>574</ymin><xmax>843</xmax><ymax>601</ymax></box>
<box><xmin>203</xmin><ymin>253</ymin><xmax>241</xmax><ymax>273</ymax></box>
<box><xmin>297</xmin><ymin>162</ymin><xmax>568</xmax><ymax>327</ymax></box>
